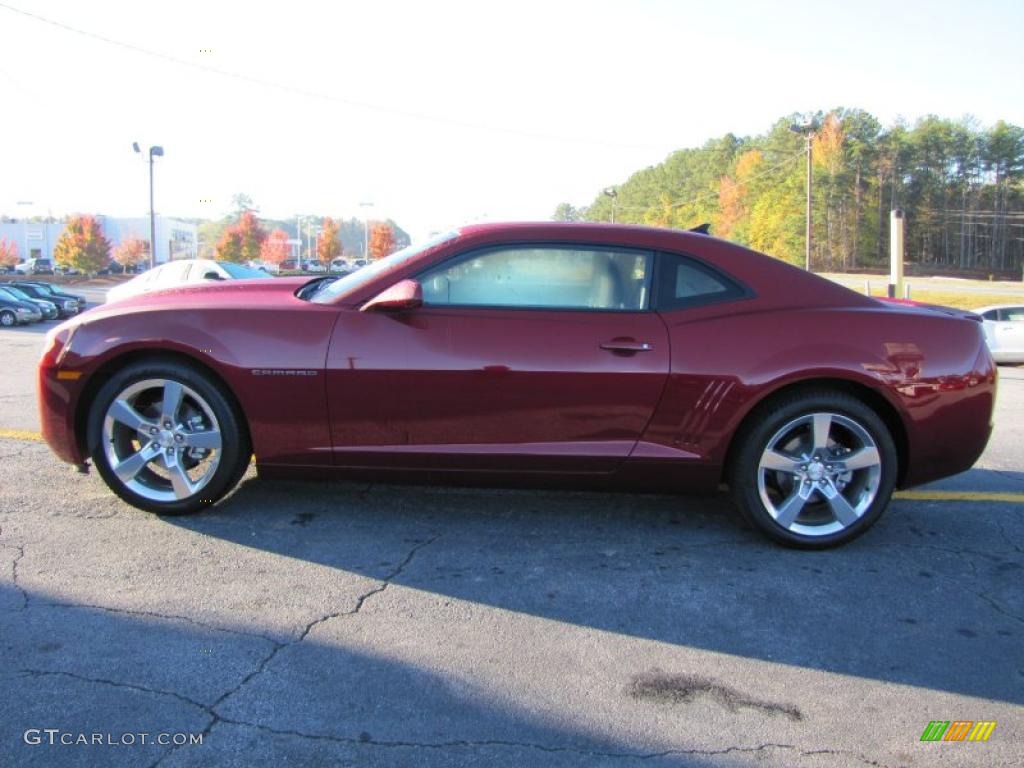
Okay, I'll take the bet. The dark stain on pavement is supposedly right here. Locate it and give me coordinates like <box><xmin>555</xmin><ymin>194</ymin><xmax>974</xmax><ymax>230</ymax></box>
<box><xmin>629</xmin><ymin>670</ymin><xmax>803</xmax><ymax>721</ymax></box>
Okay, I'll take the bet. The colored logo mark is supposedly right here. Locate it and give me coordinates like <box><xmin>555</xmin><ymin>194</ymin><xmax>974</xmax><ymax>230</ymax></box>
<box><xmin>920</xmin><ymin>721</ymin><xmax>996</xmax><ymax>742</ymax></box>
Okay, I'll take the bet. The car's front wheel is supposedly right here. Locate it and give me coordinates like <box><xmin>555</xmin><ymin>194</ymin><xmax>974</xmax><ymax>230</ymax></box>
<box><xmin>87</xmin><ymin>360</ymin><xmax>250</xmax><ymax>514</ymax></box>
<box><xmin>0</xmin><ymin>310</ymin><xmax>15</xmax><ymax>327</ymax></box>
<box><xmin>730</xmin><ymin>391</ymin><xmax>897</xmax><ymax>548</ymax></box>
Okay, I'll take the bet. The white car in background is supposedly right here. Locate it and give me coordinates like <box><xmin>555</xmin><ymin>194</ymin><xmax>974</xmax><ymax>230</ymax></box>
<box><xmin>106</xmin><ymin>259</ymin><xmax>272</xmax><ymax>303</ymax></box>
<box><xmin>976</xmin><ymin>304</ymin><xmax>1024</xmax><ymax>363</ymax></box>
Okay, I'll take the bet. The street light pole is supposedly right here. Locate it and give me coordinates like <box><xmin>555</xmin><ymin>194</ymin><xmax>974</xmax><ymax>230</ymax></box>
<box><xmin>359</xmin><ymin>201</ymin><xmax>374</xmax><ymax>260</ymax></box>
<box><xmin>133</xmin><ymin>142</ymin><xmax>164</xmax><ymax>269</ymax></box>
<box><xmin>789</xmin><ymin>124</ymin><xmax>814</xmax><ymax>271</ymax></box>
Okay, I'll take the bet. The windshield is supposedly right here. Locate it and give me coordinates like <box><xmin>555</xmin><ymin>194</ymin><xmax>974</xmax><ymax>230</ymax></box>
<box><xmin>312</xmin><ymin>230</ymin><xmax>459</xmax><ymax>303</ymax></box>
<box><xmin>1</xmin><ymin>286</ymin><xmax>31</xmax><ymax>301</ymax></box>
<box><xmin>217</xmin><ymin>262</ymin><xmax>273</xmax><ymax>279</ymax></box>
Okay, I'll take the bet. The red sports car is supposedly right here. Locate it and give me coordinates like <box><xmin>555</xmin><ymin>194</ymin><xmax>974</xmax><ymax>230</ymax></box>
<box><xmin>38</xmin><ymin>223</ymin><xmax>996</xmax><ymax>547</ymax></box>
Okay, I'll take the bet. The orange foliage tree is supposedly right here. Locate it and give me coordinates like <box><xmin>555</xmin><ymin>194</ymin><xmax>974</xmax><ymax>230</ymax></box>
<box><xmin>368</xmin><ymin>222</ymin><xmax>396</xmax><ymax>261</ymax></box>
<box><xmin>716</xmin><ymin>149</ymin><xmax>763</xmax><ymax>239</ymax></box>
<box><xmin>317</xmin><ymin>217</ymin><xmax>342</xmax><ymax>262</ymax></box>
<box><xmin>113</xmin><ymin>237</ymin><xmax>150</xmax><ymax>269</ymax></box>
<box><xmin>0</xmin><ymin>237</ymin><xmax>18</xmax><ymax>268</ymax></box>
<box><xmin>216</xmin><ymin>211</ymin><xmax>267</xmax><ymax>263</ymax></box>
<box><xmin>53</xmin><ymin>215</ymin><xmax>112</xmax><ymax>274</ymax></box>
<box><xmin>260</xmin><ymin>229</ymin><xmax>291</xmax><ymax>265</ymax></box>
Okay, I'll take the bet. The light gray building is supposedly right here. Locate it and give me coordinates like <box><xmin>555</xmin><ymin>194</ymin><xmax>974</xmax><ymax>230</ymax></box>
<box><xmin>0</xmin><ymin>216</ymin><xmax>197</xmax><ymax>264</ymax></box>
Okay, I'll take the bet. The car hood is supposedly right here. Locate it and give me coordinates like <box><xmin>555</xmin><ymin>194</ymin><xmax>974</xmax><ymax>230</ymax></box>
<box><xmin>97</xmin><ymin>277</ymin><xmax>314</xmax><ymax>316</ymax></box>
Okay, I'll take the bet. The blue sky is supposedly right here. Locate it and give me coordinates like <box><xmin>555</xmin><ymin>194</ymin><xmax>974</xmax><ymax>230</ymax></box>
<box><xmin>1</xmin><ymin>0</ymin><xmax>1021</xmax><ymax>238</ymax></box>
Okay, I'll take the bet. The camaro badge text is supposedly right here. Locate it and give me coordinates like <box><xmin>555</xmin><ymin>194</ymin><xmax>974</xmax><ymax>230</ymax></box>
<box><xmin>251</xmin><ymin>369</ymin><xmax>319</xmax><ymax>376</ymax></box>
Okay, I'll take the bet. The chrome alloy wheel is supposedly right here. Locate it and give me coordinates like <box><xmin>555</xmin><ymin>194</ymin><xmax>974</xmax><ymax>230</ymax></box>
<box><xmin>101</xmin><ymin>378</ymin><xmax>223</xmax><ymax>502</ymax></box>
<box><xmin>756</xmin><ymin>412</ymin><xmax>882</xmax><ymax>537</ymax></box>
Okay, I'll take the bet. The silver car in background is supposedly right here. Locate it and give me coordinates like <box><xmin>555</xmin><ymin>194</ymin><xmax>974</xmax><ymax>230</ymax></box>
<box><xmin>106</xmin><ymin>259</ymin><xmax>272</xmax><ymax>303</ymax></box>
<box><xmin>977</xmin><ymin>304</ymin><xmax>1024</xmax><ymax>363</ymax></box>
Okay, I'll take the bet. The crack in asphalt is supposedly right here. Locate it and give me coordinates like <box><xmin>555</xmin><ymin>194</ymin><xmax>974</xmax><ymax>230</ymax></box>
<box><xmin>192</xmin><ymin>719</ymin><xmax>804</xmax><ymax>762</ymax></box>
<box><xmin>993</xmin><ymin>517</ymin><xmax>1024</xmax><ymax>555</ymax></box>
<box><xmin>801</xmin><ymin>748</ymin><xmax>900</xmax><ymax>767</ymax></box>
<box><xmin>146</xmin><ymin>535</ymin><xmax>439</xmax><ymax>768</ymax></box>
<box><xmin>972</xmin><ymin>590</ymin><xmax>1024</xmax><ymax>625</ymax></box>
<box><xmin>9</xmin><ymin>670</ymin><xmax>901</xmax><ymax>767</ymax></box>
<box><xmin>38</xmin><ymin>600</ymin><xmax>284</xmax><ymax>645</ymax></box>
<box><xmin>17</xmin><ymin>669</ymin><xmax>211</xmax><ymax>715</ymax></box>
<box><xmin>3</xmin><ymin>543</ymin><xmax>28</xmax><ymax>611</ymax></box>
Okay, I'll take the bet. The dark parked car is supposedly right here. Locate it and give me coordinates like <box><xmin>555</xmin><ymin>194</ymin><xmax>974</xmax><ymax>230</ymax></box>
<box><xmin>31</xmin><ymin>258</ymin><xmax>54</xmax><ymax>275</ymax></box>
<box><xmin>10</xmin><ymin>282</ymin><xmax>84</xmax><ymax>317</ymax></box>
<box><xmin>0</xmin><ymin>285</ymin><xmax>58</xmax><ymax>320</ymax></box>
<box><xmin>0</xmin><ymin>289</ymin><xmax>43</xmax><ymax>325</ymax></box>
<box><xmin>38</xmin><ymin>223</ymin><xmax>995</xmax><ymax>547</ymax></box>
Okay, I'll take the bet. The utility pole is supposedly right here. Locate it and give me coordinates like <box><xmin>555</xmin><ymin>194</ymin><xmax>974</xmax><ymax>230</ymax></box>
<box><xmin>803</xmin><ymin>132</ymin><xmax>812</xmax><ymax>271</ymax></box>
<box><xmin>789</xmin><ymin>123</ymin><xmax>815</xmax><ymax>271</ymax></box>
<box><xmin>603</xmin><ymin>187</ymin><xmax>618</xmax><ymax>223</ymax></box>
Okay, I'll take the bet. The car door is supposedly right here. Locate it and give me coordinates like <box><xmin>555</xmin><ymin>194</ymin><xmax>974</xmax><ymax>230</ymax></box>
<box><xmin>325</xmin><ymin>243</ymin><xmax>670</xmax><ymax>473</ymax></box>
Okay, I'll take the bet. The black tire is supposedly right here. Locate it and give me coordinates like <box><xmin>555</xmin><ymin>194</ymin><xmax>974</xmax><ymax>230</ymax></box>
<box><xmin>729</xmin><ymin>390</ymin><xmax>897</xmax><ymax>549</ymax></box>
<box><xmin>87</xmin><ymin>359</ymin><xmax>250</xmax><ymax>515</ymax></box>
<box><xmin>0</xmin><ymin>310</ymin><xmax>15</xmax><ymax>327</ymax></box>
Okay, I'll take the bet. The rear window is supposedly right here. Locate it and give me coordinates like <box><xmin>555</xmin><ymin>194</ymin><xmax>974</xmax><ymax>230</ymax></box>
<box><xmin>654</xmin><ymin>252</ymin><xmax>748</xmax><ymax>311</ymax></box>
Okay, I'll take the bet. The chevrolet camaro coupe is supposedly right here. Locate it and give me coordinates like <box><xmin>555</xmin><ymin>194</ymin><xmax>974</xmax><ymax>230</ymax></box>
<box><xmin>38</xmin><ymin>223</ymin><xmax>996</xmax><ymax>547</ymax></box>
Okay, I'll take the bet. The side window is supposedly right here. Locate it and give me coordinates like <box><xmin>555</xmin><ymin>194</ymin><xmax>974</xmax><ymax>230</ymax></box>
<box><xmin>654</xmin><ymin>252</ymin><xmax>747</xmax><ymax>311</ymax></box>
<box><xmin>1004</xmin><ymin>307</ymin><xmax>1024</xmax><ymax>322</ymax></box>
<box><xmin>419</xmin><ymin>246</ymin><xmax>652</xmax><ymax>311</ymax></box>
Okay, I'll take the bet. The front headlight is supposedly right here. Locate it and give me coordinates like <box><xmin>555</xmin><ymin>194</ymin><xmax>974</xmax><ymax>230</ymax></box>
<box><xmin>41</xmin><ymin>323</ymin><xmax>78</xmax><ymax>365</ymax></box>
<box><xmin>63</xmin><ymin>300</ymin><xmax>75</xmax><ymax>310</ymax></box>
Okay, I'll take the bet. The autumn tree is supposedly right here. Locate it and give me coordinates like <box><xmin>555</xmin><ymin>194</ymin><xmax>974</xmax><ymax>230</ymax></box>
<box><xmin>0</xmin><ymin>237</ymin><xmax>18</xmax><ymax>269</ymax></box>
<box><xmin>53</xmin><ymin>215</ymin><xmax>112</xmax><ymax>274</ymax></box>
<box><xmin>552</xmin><ymin>203</ymin><xmax>583</xmax><ymax>221</ymax></box>
<box><xmin>368</xmin><ymin>221</ymin><xmax>396</xmax><ymax>260</ymax></box>
<box><xmin>216</xmin><ymin>211</ymin><xmax>267</xmax><ymax>263</ymax></box>
<box><xmin>260</xmin><ymin>228</ymin><xmax>291</xmax><ymax>265</ymax></box>
<box><xmin>112</xmin><ymin>237</ymin><xmax>150</xmax><ymax>269</ymax></box>
<box><xmin>317</xmin><ymin>217</ymin><xmax>342</xmax><ymax>262</ymax></box>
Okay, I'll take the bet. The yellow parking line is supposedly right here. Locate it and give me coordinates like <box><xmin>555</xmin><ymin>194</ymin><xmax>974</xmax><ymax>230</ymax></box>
<box><xmin>895</xmin><ymin>490</ymin><xmax>1024</xmax><ymax>504</ymax></box>
<box><xmin>0</xmin><ymin>428</ymin><xmax>44</xmax><ymax>442</ymax></box>
<box><xmin>0</xmin><ymin>426</ymin><xmax>1022</xmax><ymax>503</ymax></box>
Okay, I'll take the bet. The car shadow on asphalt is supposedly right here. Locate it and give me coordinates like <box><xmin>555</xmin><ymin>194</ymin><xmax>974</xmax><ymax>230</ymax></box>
<box><xmin>163</xmin><ymin>473</ymin><xmax>1024</xmax><ymax>708</ymax></box>
<box><xmin>3</xmin><ymin>579</ymin><xmax>739</xmax><ymax>766</ymax></box>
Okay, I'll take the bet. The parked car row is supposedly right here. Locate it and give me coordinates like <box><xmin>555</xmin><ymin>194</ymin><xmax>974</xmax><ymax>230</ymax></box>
<box><xmin>5</xmin><ymin>258</ymin><xmax>55</xmax><ymax>275</ymax></box>
<box><xmin>0</xmin><ymin>281</ymin><xmax>87</xmax><ymax>326</ymax></box>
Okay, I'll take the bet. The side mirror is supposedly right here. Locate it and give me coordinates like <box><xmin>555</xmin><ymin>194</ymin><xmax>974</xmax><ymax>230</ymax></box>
<box><xmin>203</xmin><ymin>271</ymin><xmax>224</xmax><ymax>280</ymax></box>
<box><xmin>360</xmin><ymin>279</ymin><xmax>423</xmax><ymax>312</ymax></box>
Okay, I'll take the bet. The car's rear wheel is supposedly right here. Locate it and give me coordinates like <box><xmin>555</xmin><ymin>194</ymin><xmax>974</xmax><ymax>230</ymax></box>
<box><xmin>0</xmin><ymin>310</ymin><xmax>15</xmax><ymax>327</ymax></box>
<box><xmin>729</xmin><ymin>391</ymin><xmax>897</xmax><ymax>548</ymax></box>
<box><xmin>87</xmin><ymin>360</ymin><xmax>249</xmax><ymax>515</ymax></box>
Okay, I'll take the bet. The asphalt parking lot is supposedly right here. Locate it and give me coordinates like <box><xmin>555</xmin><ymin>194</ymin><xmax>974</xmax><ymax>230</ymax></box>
<box><xmin>1</xmin><ymin>317</ymin><xmax>1022</xmax><ymax>768</ymax></box>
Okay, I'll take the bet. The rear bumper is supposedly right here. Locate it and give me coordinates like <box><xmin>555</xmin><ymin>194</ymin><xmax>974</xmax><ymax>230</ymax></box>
<box><xmin>899</xmin><ymin>346</ymin><xmax>997</xmax><ymax>488</ymax></box>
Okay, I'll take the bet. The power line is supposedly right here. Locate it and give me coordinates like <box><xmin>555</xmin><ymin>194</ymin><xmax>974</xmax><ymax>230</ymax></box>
<box><xmin>0</xmin><ymin>2</ymin><xmax>669</xmax><ymax>151</ymax></box>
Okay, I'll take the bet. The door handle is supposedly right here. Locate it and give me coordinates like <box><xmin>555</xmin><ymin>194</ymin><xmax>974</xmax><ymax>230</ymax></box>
<box><xmin>600</xmin><ymin>339</ymin><xmax>653</xmax><ymax>352</ymax></box>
